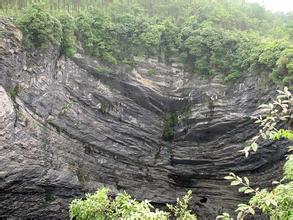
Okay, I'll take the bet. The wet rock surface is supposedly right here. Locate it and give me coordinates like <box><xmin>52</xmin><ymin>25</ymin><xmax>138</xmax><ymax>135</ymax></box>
<box><xmin>0</xmin><ymin>19</ymin><xmax>288</xmax><ymax>219</ymax></box>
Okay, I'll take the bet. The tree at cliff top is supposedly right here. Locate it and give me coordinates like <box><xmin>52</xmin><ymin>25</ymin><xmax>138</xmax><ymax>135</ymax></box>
<box><xmin>1</xmin><ymin>0</ymin><xmax>293</xmax><ymax>86</ymax></box>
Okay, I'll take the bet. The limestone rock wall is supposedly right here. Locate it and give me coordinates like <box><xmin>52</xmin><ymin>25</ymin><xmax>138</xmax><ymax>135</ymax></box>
<box><xmin>0</xmin><ymin>19</ymin><xmax>287</xmax><ymax>219</ymax></box>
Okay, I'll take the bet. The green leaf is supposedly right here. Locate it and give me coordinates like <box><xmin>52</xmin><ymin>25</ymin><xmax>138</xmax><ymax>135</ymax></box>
<box><xmin>261</xmin><ymin>133</ymin><xmax>267</xmax><ymax>139</ymax></box>
<box><xmin>270</xmin><ymin>199</ymin><xmax>278</xmax><ymax>207</ymax></box>
<box><xmin>251</xmin><ymin>143</ymin><xmax>258</xmax><ymax>152</ymax></box>
<box><xmin>244</xmin><ymin>189</ymin><xmax>254</xmax><ymax>194</ymax></box>
<box><xmin>244</xmin><ymin>177</ymin><xmax>250</xmax><ymax>185</ymax></box>
<box><xmin>265</xmin><ymin>200</ymin><xmax>271</xmax><ymax>206</ymax></box>
<box><xmin>231</xmin><ymin>180</ymin><xmax>241</xmax><ymax>186</ymax></box>
<box><xmin>248</xmin><ymin>207</ymin><xmax>255</xmax><ymax>215</ymax></box>
<box><xmin>245</xmin><ymin>150</ymin><xmax>249</xmax><ymax>158</ymax></box>
<box><xmin>229</xmin><ymin>172</ymin><xmax>236</xmax><ymax>177</ymax></box>
<box><xmin>236</xmin><ymin>176</ymin><xmax>243</xmax><ymax>182</ymax></box>
<box><xmin>237</xmin><ymin>211</ymin><xmax>243</xmax><ymax>219</ymax></box>
<box><xmin>238</xmin><ymin>187</ymin><xmax>248</xmax><ymax>192</ymax></box>
<box><xmin>224</xmin><ymin>176</ymin><xmax>234</xmax><ymax>180</ymax></box>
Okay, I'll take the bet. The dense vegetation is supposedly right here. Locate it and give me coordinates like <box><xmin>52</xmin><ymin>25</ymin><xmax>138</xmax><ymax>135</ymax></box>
<box><xmin>1</xmin><ymin>0</ymin><xmax>292</xmax><ymax>86</ymax></box>
<box><xmin>69</xmin><ymin>187</ymin><xmax>196</xmax><ymax>219</ymax></box>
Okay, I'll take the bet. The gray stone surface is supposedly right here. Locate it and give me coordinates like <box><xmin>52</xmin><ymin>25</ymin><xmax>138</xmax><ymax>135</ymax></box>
<box><xmin>0</xmin><ymin>19</ymin><xmax>288</xmax><ymax>219</ymax></box>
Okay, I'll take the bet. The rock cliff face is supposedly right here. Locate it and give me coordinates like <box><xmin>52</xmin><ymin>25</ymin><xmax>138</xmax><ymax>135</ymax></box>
<box><xmin>0</xmin><ymin>19</ymin><xmax>288</xmax><ymax>219</ymax></box>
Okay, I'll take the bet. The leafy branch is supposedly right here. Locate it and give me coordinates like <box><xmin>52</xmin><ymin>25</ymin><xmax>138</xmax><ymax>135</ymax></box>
<box><xmin>240</xmin><ymin>87</ymin><xmax>292</xmax><ymax>157</ymax></box>
<box><xmin>218</xmin><ymin>87</ymin><xmax>293</xmax><ymax>220</ymax></box>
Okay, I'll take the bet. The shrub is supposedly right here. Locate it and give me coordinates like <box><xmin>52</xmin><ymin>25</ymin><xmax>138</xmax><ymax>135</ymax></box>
<box><xmin>58</xmin><ymin>13</ymin><xmax>77</xmax><ymax>57</ymax></box>
<box><xmin>272</xmin><ymin>48</ymin><xmax>293</xmax><ymax>86</ymax></box>
<box><xmin>249</xmin><ymin>180</ymin><xmax>293</xmax><ymax>220</ymax></box>
<box><xmin>70</xmin><ymin>187</ymin><xmax>112</xmax><ymax>219</ymax></box>
<box><xmin>75</xmin><ymin>9</ymin><xmax>117</xmax><ymax>64</ymax></box>
<box><xmin>69</xmin><ymin>187</ymin><xmax>197</xmax><ymax>220</ymax></box>
<box><xmin>167</xmin><ymin>190</ymin><xmax>197</xmax><ymax>220</ymax></box>
<box><xmin>95</xmin><ymin>66</ymin><xmax>112</xmax><ymax>75</ymax></box>
<box><xmin>9</xmin><ymin>85</ymin><xmax>19</xmax><ymax>100</ymax></box>
<box><xmin>18</xmin><ymin>4</ymin><xmax>62</xmax><ymax>48</ymax></box>
<box><xmin>224</xmin><ymin>71</ymin><xmax>241</xmax><ymax>82</ymax></box>
<box><xmin>162</xmin><ymin>112</ymin><xmax>178</xmax><ymax>141</ymax></box>
<box><xmin>148</xmin><ymin>68</ymin><xmax>156</xmax><ymax>75</ymax></box>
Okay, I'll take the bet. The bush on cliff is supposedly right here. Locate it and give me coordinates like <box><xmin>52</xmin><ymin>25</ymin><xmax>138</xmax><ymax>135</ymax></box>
<box><xmin>18</xmin><ymin>4</ymin><xmax>62</xmax><ymax>49</ymax></box>
<box><xmin>58</xmin><ymin>13</ymin><xmax>77</xmax><ymax>57</ymax></box>
<box><xmin>69</xmin><ymin>187</ymin><xmax>197</xmax><ymax>220</ymax></box>
<box><xmin>6</xmin><ymin>1</ymin><xmax>293</xmax><ymax>86</ymax></box>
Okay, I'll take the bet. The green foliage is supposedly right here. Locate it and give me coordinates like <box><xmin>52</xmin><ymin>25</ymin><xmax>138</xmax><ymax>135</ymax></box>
<box><xmin>69</xmin><ymin>187</ymin><xmax>196</xmax><ymax>220</ymax></box>
<box><xmin>272</xmin><ymin>48</ymin><xmax>293</xmax><ymax>86</ymax></box>
<box><xmin>254</xmin><ymin>40</ymin><xmax>287</xmax><ymax>70</ymax></box>
<box><xmin>224</xmin><ymin>72</ymin><xmax>241</xmax><ymax>82</ymax></box>
<box><xmin>138</xmin><ymin>23</ymin><xmax>162</xmax><ymax>57</ymax></box>
<box><xmin>284</xmin><ymin>155</ymin><xmax>293</xmax><ymax>181</ymax></box>
<box><xmin>110</xmin><ymin>12</ymin><xmax>145</xmax><ymax>60</ymax></box>
<box><xmin>271</xmin><ymin>129</ymin><xmax>293</xmax><ymax>142</ymax></box>
<box><xmin>18</xmin><ymin>4</ymin><xmax>62</xmax><ymax>48</ymax></box>
<box><xmin>240</xmin><ymin>87</ymin><xmax>292</xmax><ymax>157</ymax></box>
<box><xmin>167</xmin><ymin>190</ymin><xmax>197</xmax><ymax>220</ymax></box>
<box><xmin>159</xmin><ymin>19</ymin><xmax>180</xmax><ymax>61</ymax></box>
<box><xmin>148</xmin><ymin>68</ymin><xmax>156</xmax><ymax>76</ymax></box>
<box><xmin>163</xmin><ymin>112</ymin><xmax>178</xmax><ymax>141</ymax></box>
<box><xmin>70</xmin><ymin>187</ymin><xmax>112</xmax><ymax>219</ymax></box>
<box><xmin>110</xmin><ymin>192</ymin><xmax>168</xmax><ymax>219</ymax></box>
<box><xmin>180</xmin><ymin>22</ymin><xmax>247</xmax><ymax>79</ymax></box>
<box><xmin>3</xmin><ymin>0</ymin><xmax>292</xmax><ymax>82</ymax></box>
<box><xmin>216</xmin><ymin>212</ymin><xmax>231</xmax><ymax>220</ymax></box>
<box><xmin>75</xmin><ymin>9</ymin><xmax>117</xmax><ymax>64</ymax></box>
<box><xmin>58</xmin><ymin>13</ymin><xmax>77</xmax><ymax>57</ymax></box>
<box><xmin>9</xmin><ymin>85</ymin><xmax>20</xmax><ymax>100</ymax></box>
<box><xmin>95</xmin><ymin>66</ymin><xmax>112</xmax><ymax>75</ymax></box>
<box><xmin>60</xmin><ymin>101</ymin><xmax>73</xmax><ymax>115</ymax></box>
<box><xmin>249</xmin><ymin>181</ymin><xmax>293</xmax><ymax>220</ymax></box>
<box><xmin>100</xmin><ymin>100</ymin><xmax>113</xmax><ymax>114</ymax></box>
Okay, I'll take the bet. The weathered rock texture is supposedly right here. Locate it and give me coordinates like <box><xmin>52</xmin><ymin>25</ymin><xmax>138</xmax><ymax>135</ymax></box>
<box><xmin>0</xmin><ymin>19</ymin><xmax>288</xmax><ymax>219</ymax></box>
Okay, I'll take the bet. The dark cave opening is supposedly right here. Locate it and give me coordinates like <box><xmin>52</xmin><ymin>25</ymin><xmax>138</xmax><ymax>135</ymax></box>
<box><xmin>200</xmin><ymin>197</ymin><xmax>207</xmax><ymax>203</ymax></box>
